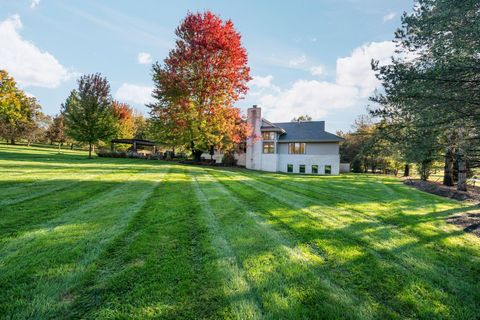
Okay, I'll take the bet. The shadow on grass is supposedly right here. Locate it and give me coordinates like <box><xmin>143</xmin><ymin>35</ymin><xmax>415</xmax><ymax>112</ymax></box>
<box><xmin>1</xmin><ymin>147</ymin><xmax>479</xmax><ymax>318</ymax></box>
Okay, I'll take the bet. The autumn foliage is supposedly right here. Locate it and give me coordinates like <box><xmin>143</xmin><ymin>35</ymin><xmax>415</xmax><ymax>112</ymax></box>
<box><xmin>149</xmin><ymin>11</ymin><xmax>251</xmax><ymax>159</ymax></box>
<box><xmin>112</xmin><ymin>101</ymin><xmax>135</xmax><ymax>138</ymax></box>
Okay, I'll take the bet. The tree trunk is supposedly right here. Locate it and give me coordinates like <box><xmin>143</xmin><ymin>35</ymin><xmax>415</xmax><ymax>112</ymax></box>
<box><xmin>10</xmin><ymin>138</ymin><xmax>15</xmax><ymax>145</ymax></box>
<box><xmin>403</xmin><ymin>164</ymin><xmax>410</xmax><ymax>177</ymax></box>
<box><xmin>419</xmin><ymin>161</ymin><xmax>431</xmax><ymax>181</ymax></box>
<box><xmin>70</xmin><ymin>143</ymin><xmax>73</xmax><ymax>150</ymax></box>
<box><xmin>209</xmin><ymin>146</ymin><xmax>214</xmax><ymax>161</ymax></box>
<box><xmin>88</xmin><ymin>142</ymin><xmax>92</xmax><ymax>159</ymax></box>
<box><xmin>443</xmin><ymin>149</ymin><xmax>454</xmax><ymax>186</ymax></box>
<box><xmin>193</xmin><ymin>150</ymin><xmax>203</xmax><ymax>162</ymax></box>
<box><xmin>58</xmin><ymin>143</ymin><xmax>61</xmax><ymax>153</ymax></box>
<box><xmin>457</xmin><ymin>150</ymin><xmax>467</xmax><ymax>191</ymax></box>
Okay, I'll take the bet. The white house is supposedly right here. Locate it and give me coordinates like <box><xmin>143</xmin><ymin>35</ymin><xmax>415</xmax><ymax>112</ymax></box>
<box><xmin>205</xmin><ymin>105</ymin><xmax>343</xmax><ymax>175</ymax></box>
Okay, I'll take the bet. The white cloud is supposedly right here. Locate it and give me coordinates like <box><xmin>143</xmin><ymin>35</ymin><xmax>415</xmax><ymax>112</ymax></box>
<box><xmin>30</xmin><ymin>0</ymin><xmax>40</xmax><ymax>9</ymax></box>
<box><xmin>383</xmin><ymin>12</ymin><xmax>396</xmax><ymax>22</ymax></box>
<box><xmin>288</xmin><ymin>55</ymin><xmax>307</xmax><ymax>67</ymax></box>
<box><xmin>253</xmin><ymin>41</ymin><xmax>398</xmax><ymax>121</ymax></box>
<box><xmin>310</xmin><ymin>65</ymin><xmax>326</xmax><ymax>76</ymax></box>
<box><xmin>137</xmin><ymin>52</ymin><xmax>152</xmax><ymax>64</ymax></box>
<box><xmin>115</xmin><ymin>83</ymin><xmax>154</xmax><ymax>105</ymax></box>
<box><xmin>250</xmin><ymin>75</ymin><xmax>274</xmax><ymax>88</ymax></box>
<box><xmin>336</xmin><ymin>41</ymin><xmax>396</xmax><ymax>97</ymax></box>
<box><xmin>0</xmin><ymin>15</ymin><xmax>72</xmax><ymax>88</ymax></box>
<box><xmin>248</xmin><ymin>75</ymin><xmax>280</xmax><ymax>97</ymax></box>
<box><xmin>260</xmin><ymin>80</ymin><xmax>359</xmax><ymax>121</ymax></box>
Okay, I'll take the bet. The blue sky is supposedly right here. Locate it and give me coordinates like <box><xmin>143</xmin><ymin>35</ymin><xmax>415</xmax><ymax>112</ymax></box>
<box><xmin>0</xmin><ymin>0</ymin><xmax>413</xmax><ymax>132</ymax></box>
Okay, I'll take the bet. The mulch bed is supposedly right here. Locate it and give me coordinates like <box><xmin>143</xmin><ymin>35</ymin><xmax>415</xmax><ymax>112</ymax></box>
<box><xmin>404</xmin><ymin>178</ymin><xmax>480</xmax><ymax>237</ymax></box>
<box><xmin>446</xmin><ymin>213</ymin><xmax>480</xmax><ymax>237</ymax></box>
<box><xmin>403</xmin><ymin>179</ymin><xmax>480</xmax><ymax>202</ymax></box>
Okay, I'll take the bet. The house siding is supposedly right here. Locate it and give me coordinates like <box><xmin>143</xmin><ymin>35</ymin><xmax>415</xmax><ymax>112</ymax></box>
<box><xmin>278</xmin><ymin>154</ymin><xmax>340</xmax><ymax>175</ymax></box>
<box><xmin>277</xmin><ymin>142</ymin><xmax>339</xmax><ymax>155</ymax></box>
<box><xmin>260</xmin><ymin>153</ymin><xmax>278</xmax><ymax>172</ymax></box>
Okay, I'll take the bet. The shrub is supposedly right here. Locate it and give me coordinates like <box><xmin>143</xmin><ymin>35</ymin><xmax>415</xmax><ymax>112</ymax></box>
<box><xmin>96</xmin><ymin>150</ymin><xmax>127</xmax><ymax>158</ymax></box>
<box><xmin>222</xmin><ymin>152</ymin><xmax>236</xmax><ymax>166</ymax></box>
<box><xmin>352</xmin><ymin>158</ymin><xmax>363</xmax><ymax>173</ymax></box>
<box><xmin>417</xmin><ymin>160</ymin><xmax>433</xmax><ymax>181</ymax></box>
<box><xmin>96</xmin><ymin>149</ymin><xmax>164</xmax><ymax>160</ymax></box>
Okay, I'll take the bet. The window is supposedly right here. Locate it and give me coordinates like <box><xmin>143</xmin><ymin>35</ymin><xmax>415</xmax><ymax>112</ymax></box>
<box><xmin>299</xmin><ymin>164</ymin><xmax>306</xmax><ymax>173</ymax></box>
<box><xmin>287</xmin><ymin>164</ymin><xmax>293</xmax><ymax>173</ymax></box>
<box><xmin>263</xmin><ymin>142</ymin><xmax>275</xmax><ymax>154</ymax></box>
<box><xmin>312</xmin><ymin>165</ymin><xmax>318</xmax><ymax>174</ymax></box>
<box><xmin>262</xmin><ymin>131</ymin><xmax>275</xmax><ymax>140</ymax></box>
<box><xmin>325</xmin><ymin>165</ymin><xmax>332</xmax><ymax>174</ymax></box>
<box><xmin>288</xmin><ymin>142</ymin><xmax>305</xmax><ymax>154</ymax></box>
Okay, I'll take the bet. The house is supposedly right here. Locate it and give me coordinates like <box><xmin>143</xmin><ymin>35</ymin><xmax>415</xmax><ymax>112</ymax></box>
<box><xmin>204</xmin><ymin>105</ymin><xmax>343</xmax><ymax>174</ymax></box>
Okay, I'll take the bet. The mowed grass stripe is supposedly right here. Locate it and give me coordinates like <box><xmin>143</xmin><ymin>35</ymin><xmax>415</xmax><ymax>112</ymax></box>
<box><xmin>216</xmin><ymin>169</ymin><xmax>480</xmax><ymax>315</ymax></box>
<box><xmin>0</xmin><ymin>166</ymin><xmax>151</xmax><ymax>246</ymax></box>
<box><xmin>190</xmin><ymin>167</ymin><xmax>265</xmax><ymax>319</ymax></box>
<box><xmin>198</xmin><ymin>167</ymin><xmax>369</xmax><ymax>319</ymax></box>
<box><xmin>208</xmin><ymin>168</ymin><xmax>479</xmax><ymax>319</ymax></box>
<box><xmin>224</xmin><ymin>169</ymin><xmax>480</xmax><ymax>286</ymax></box>
<box><xmin>67</xmin><ymin>166</ymin><xmax>228</xmax><ymax>319</ymax></box>
<box><xmin>0</xmin><ymin>167</ymin><xmax>123</xmax><ymax>207</ymax></box>
<box><xmin>0</xmin><ymin>165</ymin><xmax>170</xmax><ymax>318</ymax></box>
<box><xmin>0</xmin><ymin>165</ymin><xmax>167</xmax><ymax>260</ymax></box>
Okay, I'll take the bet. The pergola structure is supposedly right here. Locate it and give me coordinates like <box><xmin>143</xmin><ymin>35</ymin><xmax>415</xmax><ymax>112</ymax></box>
<box><xmin>110</xmin><ymin>139</ymin><xmax>157</xmax><ymax>153</ymax></box>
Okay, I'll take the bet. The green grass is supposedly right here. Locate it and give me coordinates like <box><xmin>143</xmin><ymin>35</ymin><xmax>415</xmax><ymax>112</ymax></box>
<box><xmin>1</xmin><ymin>144</ymin><xmax>479</xmax><ymax>319</ymax></box>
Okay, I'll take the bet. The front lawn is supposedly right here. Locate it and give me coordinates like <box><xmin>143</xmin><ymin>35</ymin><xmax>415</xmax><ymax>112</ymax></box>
<box><xmin>0</xmin><ymin>144</ymin><xmax>479</xmax><ymax>319</ymax></box>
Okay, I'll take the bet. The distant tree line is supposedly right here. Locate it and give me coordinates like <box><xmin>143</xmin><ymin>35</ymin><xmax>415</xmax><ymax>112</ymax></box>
<box><xmin>0</xmin><ymin>70</ymin><xmax>44</xmax><ymax>145</ymax></box>
<box><xmin>2</xmin><ymin>11</ymin><xmax>253</xmax><ymax>163</ymax></box>
<box><xmin>0</xmin><ymin>70</ymin><xmax>147</xmax><ymax>158</ymax></box>
<box><xmin>338</xmin><ymin>116</ymin><xmax>404</xmax><ymax>176</ymax></box>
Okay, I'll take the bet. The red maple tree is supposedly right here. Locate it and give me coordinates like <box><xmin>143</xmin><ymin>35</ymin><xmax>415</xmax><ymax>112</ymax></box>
<box><xmin>149</xmin><ymin>11</ymin><xmax>252</xmax><ymax>160</ymax></box>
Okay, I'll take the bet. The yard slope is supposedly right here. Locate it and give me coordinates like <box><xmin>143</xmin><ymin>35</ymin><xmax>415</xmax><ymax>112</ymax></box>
<box><xmin>0</xmin><ymin>144</ymin><xmax>479</xmax><ymax>319</ymax></box>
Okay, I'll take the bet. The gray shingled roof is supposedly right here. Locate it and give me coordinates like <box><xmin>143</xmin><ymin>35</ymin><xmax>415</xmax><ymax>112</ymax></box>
<box><xmin>267</xmin><ymin>121</ymin><xmax>343</xmax><ymax>142</ymax></box>
<box><xmin>261</xmin><ymin>119</ymin><xmax>285</xmax><ymax>132</ymax></box>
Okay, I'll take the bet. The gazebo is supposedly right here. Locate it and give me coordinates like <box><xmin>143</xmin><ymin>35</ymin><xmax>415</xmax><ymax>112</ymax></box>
<box><xmin>110</xmin><ymin>139</ymin><xmax>157</xmax><ymax>153</ymax></box>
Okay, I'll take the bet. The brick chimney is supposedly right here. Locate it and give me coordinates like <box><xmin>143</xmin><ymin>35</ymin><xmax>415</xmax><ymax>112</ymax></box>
<box><xmin>246</xmin><ymin>105</ymin><xmax>262</xmax><ymax>169</ymax></box>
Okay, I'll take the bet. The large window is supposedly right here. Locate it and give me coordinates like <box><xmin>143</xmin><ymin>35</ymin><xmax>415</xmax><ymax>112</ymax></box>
<box><xmin>262</xmin><ymin>131</ymin><xmax>275</xmax><ymax>140</ymax></box>
<box><xmin>288</xmin><ymin>142</ymin><xmax>305</xmax><ymax>154</ymax></box>
<box><xmin>312</xmin><ymin>165</ymin><xmax>318</xmax><ymax>174</ymax></box>
<box><xmin>263</xmin><ymin>142</ymin><xmax>275</xmax><ymax>154</ymax></box>
<box><xmin>299</xmin><ymin>164</ymin><xmax>306</xmax><ymax>173</ymax></box>
<box><xmin>287</xmin><ymin>164</ymin><xmax>293</xmax><ymax>173</ymax></box>
<box><xmin>325</xmin><ymin>165</ymin><xmax>332</xmax><ymax>174</ymax></box>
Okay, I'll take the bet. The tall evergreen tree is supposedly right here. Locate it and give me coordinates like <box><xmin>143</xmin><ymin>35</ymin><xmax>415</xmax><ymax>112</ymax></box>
<box><xmin>371</xmin><ymin>0</ymin><xmax>479</xmax><ymax>188</ymax></box>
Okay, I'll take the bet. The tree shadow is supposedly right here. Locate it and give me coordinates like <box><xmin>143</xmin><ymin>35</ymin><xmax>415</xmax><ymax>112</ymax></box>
<box><xmin>2</xmin><ymin>149</ymin><xmax>479</xmax><ymax>318</ymax></box>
